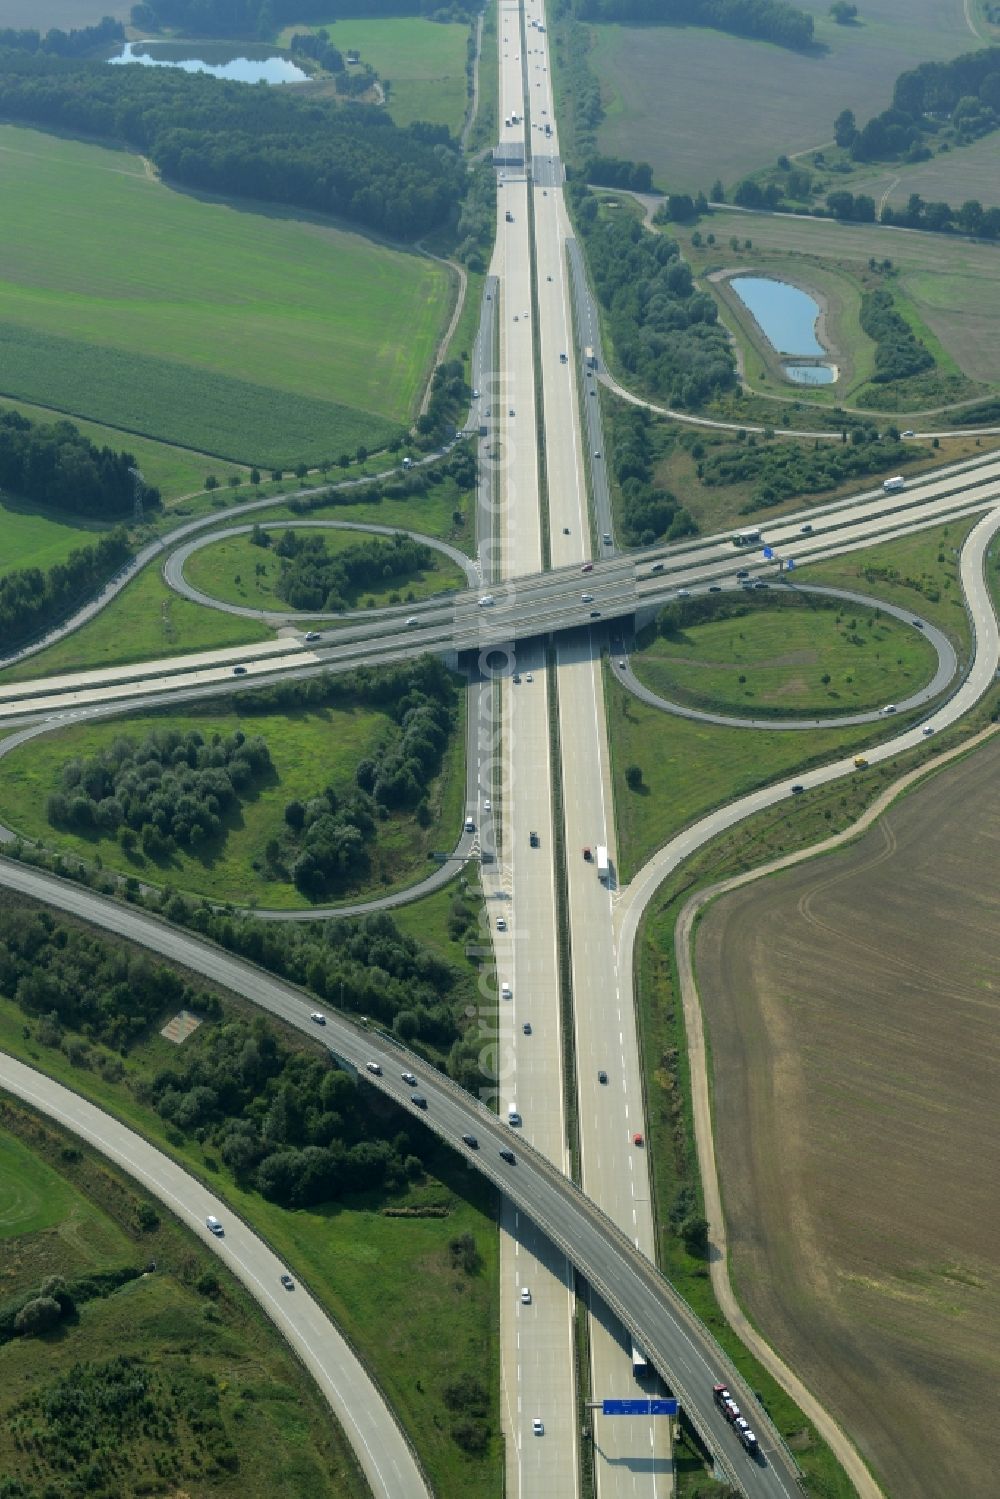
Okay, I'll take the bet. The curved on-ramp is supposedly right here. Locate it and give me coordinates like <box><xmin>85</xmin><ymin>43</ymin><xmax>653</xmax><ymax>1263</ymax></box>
<box><xmin>614</xmin><ymin>584</ymin><xmax>956</xmax><ymax>731</ymax></box>
<box><xmin>0</xmin><ymin>1051</ymin><xmax>429</xmax><ymax>1499</ymax></box>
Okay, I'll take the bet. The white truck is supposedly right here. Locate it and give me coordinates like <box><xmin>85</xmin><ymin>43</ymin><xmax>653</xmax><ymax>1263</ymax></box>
<box><xmin>883</xmin><ymin>475</ymin><xmax>906</xmax><ymax>493</ymax></box>
<box><xmin>631</xmin><ymin>1340</ymin><xmax>649</xmax><ymax>1374</ymax></box>
<box><xmin>596</xmin><ymin>845</ymin><xmax>609</xmax><ymax>881</ymax></box>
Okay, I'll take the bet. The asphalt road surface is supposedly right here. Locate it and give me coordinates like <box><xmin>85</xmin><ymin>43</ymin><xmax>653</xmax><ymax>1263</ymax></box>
<box><xmin>0</xmin><ymin>1051</ymin><xmax>428</xmax><ymax>1499</ymax></box>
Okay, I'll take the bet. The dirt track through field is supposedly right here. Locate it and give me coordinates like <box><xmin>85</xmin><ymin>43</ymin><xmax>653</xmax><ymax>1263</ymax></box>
<box><xmin>694</xmin><ymin>734</ymin><xmax>1000</xmax><ymax>1498</ymax></box>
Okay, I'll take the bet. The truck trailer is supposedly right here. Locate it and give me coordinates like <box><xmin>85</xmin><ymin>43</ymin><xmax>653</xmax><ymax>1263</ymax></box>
<box><xmin>596</xmin><ymin>845</ymin><xmax>609</xmax><ymax>880</ymax></box>
<box><xmin>883</xmin><ymin>475</ymin><xmax>906</xmax><ymax>493</ymax></box>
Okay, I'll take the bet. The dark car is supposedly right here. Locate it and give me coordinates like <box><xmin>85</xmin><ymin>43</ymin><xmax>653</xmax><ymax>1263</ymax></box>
<box><xmin>232</xmin><ymin>665</ymin><xmax>247</xmax><ymax>676</ymax></box>
<box><xmin>598</xmin><ymin>1069</ymin><xmax>608</xmax><ymax>1084</ymax></box>
<box><xmin>499</xmin><ymin>1148</ymin><xmax>515</xmax><ymax>1163</ymax></box>
<box><xmin>523</xmin><ymin>1022</ymin><xmax>532</xmax><ymax>1035</ymax></box>
<box><xmin>410</xmin><ymin>1094</ymin><xmax>427</xmax><ymax>1109</ymax></box>
<box><xmin>709</xmin><ymin>584</ymin><xmax>722</xmax><ymax>592</ymax></box>
<box><xmin>589</xmin><ymin>610</ymin><xmax>601</xmax><ymax>618</ymax></box>
<box><xmin>529</xmin><ymin>830</ymin><xmax>539</xmax><ymax>847</ymax></box>
<box><xmin>280</xmin><ymin>1273</ymin><xmax>295</xmax><ymax>1290</ymax></box>
<box><xmin>736</xmin><ymin>569</ymin><xmax>749</xmax><ymax>579</ymax></box>
<box><xmin>462</xmin><ymin>1133</ymin><xmax>479</xmax><ymax>1149</ymax></box>
<box><xmin>791</xmin><ymin>784</ymin><xmax>804</xmax><ymax>795</ymax></box>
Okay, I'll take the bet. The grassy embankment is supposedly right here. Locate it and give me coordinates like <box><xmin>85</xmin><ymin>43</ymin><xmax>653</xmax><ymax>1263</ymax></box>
<box><xmin>184</xmin><ymin>530</ymin><xmax>467</xmax><ymax>612</ymax></box>
<box><xmin>0</xmin><ymin>124</ymin><xmax>450</xmax><ymax>466</ymax></box>
<box><xmin>0</xmin><ymin>686</ymin><xmax>467</xmax><ymax>909</ymax></box>
<box><xmin>624</xmin><ymin>524</ymin><xmax>999</xmax><ymax>1493</ymax></box>
<box><xmin>0</xmin><ymin>877</ymin><xmax>500</xmax><ymax>1498</ymax></box>
<box><xmin>629</xmin><ymin>598</ymin><xmax>938</xmax><ymax>717</ymax></box>
<box><xmin>0</xmin><ymin>1110</ymin><xmax>368</xmax><ymax>1499</ymax></box>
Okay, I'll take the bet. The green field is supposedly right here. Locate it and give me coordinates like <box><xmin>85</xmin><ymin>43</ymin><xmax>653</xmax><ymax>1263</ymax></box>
<box><xmin>0</xmin><ymin>696</ymin><xmax>464</xmax><ymax>908</ymax></box>
<box><xmin>679</xmin><ymin>211</ymin><xmax>1000</xmax><ymax>390</ymax></box>
<box><xmin>0</xmin><ymin>1100</ymin><xmax>367</xmax><ymax>1499</ymax></box>
<box><xmin>0</xmin><ymin>125</ymin><xmax>451</xmax><ymax>465</ymax></box>
<box><xmin>4</xmin><ymin>0</ymin><xmax>128</xmax><ymax>21</ymax></box>
<box><xmin>279</xmin><ymin>17</ymin><xmax>471</xmax><ymax>133</ymax></box>
<box><xmin>847</xmin><ymin>130</ymin><xmax>1000</xmax><ymax>216</ymax></box>
<box><xmin>185</xmin><ymin>529</ymin><xmax>467</xmax><ymax>611</ymax></box>
<box><xmin>0</xmin><ymin>494</ymin><xmax>116</xmax><ymax>581</ymax></box>
<box><xmin>630</xmin><ymin>601</ymin><xmax>937</xmax><ymax>716</ymax></box>
<box><xmin>586</xmin><ymin>0</ymin><xmax>981</xmax><ymax>192</ymax></box>
<box><xmin>0</xmin><ymin>565</ymin><xmax>274</xmax><ymax>684</ymax></box>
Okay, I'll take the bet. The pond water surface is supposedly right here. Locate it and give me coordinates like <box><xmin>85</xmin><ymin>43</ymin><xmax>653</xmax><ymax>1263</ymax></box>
<box><xmin>111</xmin><ymin>40</ymin><xmax>308</xmax><ymax>85</ymax></box>
<box><xmin>783</xmin><ymin>362</ymin><xmax>836</xmax><ymax>385</ymax></box>
<box><xmin>730</xmin><ymin>275</ymin><xmax>824</xmax><ymax>356</ymax></box>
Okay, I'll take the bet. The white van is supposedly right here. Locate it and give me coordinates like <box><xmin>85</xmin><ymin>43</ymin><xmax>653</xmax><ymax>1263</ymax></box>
<box><xmin>500</xmin><ymin>982</ymin><xmax>512</xmax><ymax>1000</ymax></box>
<box><xmin>507</xmin><ymin>1105</ymin><xmax>522</xmax><ymax>1127</ymax></box>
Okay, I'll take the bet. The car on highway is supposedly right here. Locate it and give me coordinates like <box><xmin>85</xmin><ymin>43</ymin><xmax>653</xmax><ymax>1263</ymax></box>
<box><xmin>401</xmin><ymin>1071</ymin><xmax>417</xmax><ymax>1086</ymax></box>
<box><xmin>365</xmin><ymin>1060</ymin><xmax>382</xmax><ymax>1074</ymax></box>
<box><xmin>521</xmin><ymin>1286</ymin><xmax>532</xmax><ymax>1304</ymax></box>
<box><xmin>923</xmin><ymin>724</ymin><xmax>934</xmax><ymax>735</ymax></box>
<box><xmin>410</xmin><ymin>1093</ymin><xmax>427</xmax><ymax>1109</ymax></box>
<box><xmin>509</xmin><ymin>407</ymin><xmax>515</xmax><ymax>417</ymax></box>
<box><xmin>559</xmin><ymin>352</ymin><xmax>568</xmax><ymax>362</ymax></box>
<box><xmin>405</xmin><ymin>616</ymin><xmax>419</xmax><ymax>626</ymax></box>
<box><xmin>618</xmin><ymin>658</ymin><xmax>627</xmax><ymax>668</ymax></box>
<box><xmin>280</xmin><ymin>1273</ymin><xmax>295</xmax><ymax>1290</ymax></box>
<box><xmin>305</xmin><ymin>631</ymin><xmax>321</xmax><ymax>642</ymax></box>
<box><xmin>583</xmin><ymin>846</ymin><xmax>592</xmax><ymax>860</ymax></box>
<box><xmin>902</xmin><ymin>429</ymin><xmax>915</xmax><ymax>437</ymax></box>
<box><xmin>526</xmin><ymin>673</ymin><xmax>533</xmax><ymax>682</ymax></box>
<box><xmin>676</xmin><ymin>588</ymin><xmax>690</xmax><ymax>597</ymax></box>
<box><xmin>598</xmin><ymin>1069</ymin><xmax>608</xmax><ymax>1084</ymax></box>
<box><xmin>206</xmin><ymin>1216</ymin><xmax>224</xmax><ymax>1236</ymax></box>
<box><xmin>310</xmin><ymin>1011</ymin><xmax>326</xmax><ymax>1024</ymax></box>
<box><xmin>581</xmin><ymin>562</ymin><xmax>593</xmax><ymax>573</ymax></box>
<box><xmin>500</xmin><ymin>981</ymin><xmax>512</xmax><ymax>1000</ymax></box>
<box><xmin>532</xmin><ymin>1418</ymin><xmax>544</xmax><ymax>1436</ymax></box>
<box><xmin>462</xmin><ymin>1133</ymin><xmax>479</xmax><ymax>1149</ymax></box>
<box><xmin>633</xmin><ymin>1133</ymin><xmax>644</xmax><ymax>1147</ymax></box>
<box><xmin>478</xmin><ymin>594</ymin><xmax>495</xmax><ymax>607</ymax></box>
<box><xmin>496</xmin><ymin>916</ymin><xmax>507</xmax><ymax>931</ymax></box>
<box><xmin>232</xmin><ymin>665</ymin><xmax>247</xmax><ymax>676</ymax></box>
<box><xmin>464</xmin><ymin>817</ymin><xmax>475</xmax><ymax>832</ymax></box>
<box><xmin>881</xmin><ymin>703</ymin><xmax>897</xmax><ymax>714</ymax></box>
<box><xmin>709</xmin><ymin>584</ymin><xmax>722</xmax><ymax>592</ymax></box>
<box><xmin>589</xmin><ymin>610</ymin><xmax>601</xmax><ymax>618</ymax></box>
<box><xmin>484</xmin><ymin>798</ymin><xmax>492</xmax><ymax>812</ymax></box>
<box><xmin>529</xmin><ymin>830</ymin><xmax>539</xmax><ymax>846</ymax></box>
<box><xmin>603</xmin><ymin>533</ymin><xmax>612</xmax><ymax>545</ymax></box>
<box><xmin>754</xmin><ymin>580</ymin><xmax>769</xmax><ymax>590</ymax></box>
<box><xmin>593</xmin><ymin>450</ymin><xmax>601</xmax><ymax>459</ymax></box>
<box><xmin>499</xmin><ymin>1148</ymin><xmax>515</xmax><ymax>1163</ymax></box>
<box><xmin>581</xmin><ymin>592</ymin><xmax>594</xmax><ymax>602</ymax></box>
<box><xmin>791</xmin><ymin>785</ymin><xmax>804</xmax><ymax>795</ymax></box>
<box><xmin>854</xmin><ymin>756</ymin><xmax>869</xmax><ymax>768</ymax></box>
<box><xmin>736</xmin><ymin>568</ymin><xmax>749</xmax><ymax>579</ymax></box>
<box><xmin>912</xmin><ymin>618</ymin><xmax>923</xmax><ymax>628</ymax></box>
<box><xmin>522</xmin><ymin>1020</ymin><xmax>532</xmax><ymax>1035</ymax></box>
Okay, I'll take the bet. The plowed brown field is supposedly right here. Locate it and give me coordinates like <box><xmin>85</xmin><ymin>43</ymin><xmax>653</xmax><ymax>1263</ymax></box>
<box><xmin>695</xmin><ymin>735</ymin><xmax>1000</xmax><ymax>1499</ymax></box>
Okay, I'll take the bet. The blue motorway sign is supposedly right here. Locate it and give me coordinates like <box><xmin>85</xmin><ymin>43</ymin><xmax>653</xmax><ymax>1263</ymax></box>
<box><xmin>785</xmin><ymin>557</ymin><xmax>796</xmax><ymax>570</ymax></box>
<box><xmin>602</xmin><ymin>1399</ymin><xmax>678</xmax><ymax>1417</ymax></box>
<box><xmin>762</xmin><ymin>545</ymin><xmax>774</xmax><ymax>559</ymax></box>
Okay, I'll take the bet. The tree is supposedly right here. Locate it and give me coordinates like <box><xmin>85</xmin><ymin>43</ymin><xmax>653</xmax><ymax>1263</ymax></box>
<box><xmin>710</xmin><ymin>178</ymin><xmax>724</xmax><ymax>202</ymax></box>
<box><xmin>829</xmin><ymin>0</ymin><xmax>858</xmax><ymax>22</ymax></box>
<box><xmin>681</xmin><ymin>1214</ymin><xmax>709</xmax><ymax>1257</ymax></box>
<box><xmin>625</xmin><ymin>764</ymin><xmax>644</xmax><ymax>790</ymax></box>
<box><xmin>833</xmin><ymin>108</ymin><xmax>857</xmax><ymax>148</ymax></box>
<box><xmin>14</xmin><ymin>1295</ymin><xmax>62</xmax><ymax>1336</ymax></box>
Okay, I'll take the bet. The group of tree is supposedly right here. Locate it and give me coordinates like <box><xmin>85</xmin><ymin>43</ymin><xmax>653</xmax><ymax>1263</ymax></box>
<box><xmin>569</xmin><ymin>180</ymin><xmax>736</xmax><ymax>408</ymax></box>
<box><xmin>46</xmin><ymin>727</ymin><xmax>274</xmax><ymax>856</ymax></box>
<box><xmin>698</xmin><ymin>425</ymin><xmax>921</xmax><ymax>511</ymax></box>
<box><xmin>416</xmin><ymin>359</ymin><xmax>470</xmax><ymax>449</ymax></box>
<box><xmin>860</xmin><ymin>287</ymin><xmax>934</xmax><ymax>384</ymax></box>
<box><xmin>258</xmin><ymin>528</ymin><xmax>437</xmax><ymax>612</ymax></box>
<box><xmin>151</xmin><ymin>1012</ymin><xmax>430</xmax><ymax>1207</ymax></box>
<box><xmin>131</xmin><ymin>0</ymin><xmax>465</xmax><ymax>34</ymax></box>
<box><xmin>0</xmin><ymin>15</ymin><xmax>122</xmax><ymax>57</ymax></box>
<box><xmin>583</xmin><ymin>155</ymin><xmax>654</xmax><ymax>192</ymax></box>
<box><xmin>0</xmin><ymin>530</ymin><xmax>131</xmax><ymax>654</ymax></box>
<box><xmin>0</xmin><ymin>50</ymin><xmax>466</xmax><ymax>239</ymax></box>
<box><xmin>837</xmin><ymin>45</ymin><xmax>1000</xmax><ymax>162</ymax></box>
<box><xmin>573</xmin><ymin>0</ymin><xmax>814</xmax><ymax>49</ymax></box>
<box><xmin>881</xmin><ymin>191</ymin><xmax>1000</xmax><ymax>238</ymax></box>
<box><xmin>285</xmin><ymin>443</ymin><xmax>474</xmax><ymax>523</ymax></box>
<box><xmin>0</xmin><ymin>409</ymin><xmax>160</xmax><ymax>518</ymax></box>
<box><xmin>287</xmin><ymin>28</ymin><xmax>345</xmax><ymax>73</ymax></box>
<box><xmin>608</xmin><ymin>404</ymin><xmax>698</xmax><ymax>545</ymax></box>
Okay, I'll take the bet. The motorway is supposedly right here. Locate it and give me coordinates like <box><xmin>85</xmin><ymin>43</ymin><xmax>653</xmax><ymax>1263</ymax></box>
<box><xmin>0</xmin><ymin>1050</ymin><xmax>429</xmax><ymax>1499</ymax></box>
<box><xmin>4</xmin><ymin>11</ymin><xmax>1000</xmax><ymax>1499</ymax></box>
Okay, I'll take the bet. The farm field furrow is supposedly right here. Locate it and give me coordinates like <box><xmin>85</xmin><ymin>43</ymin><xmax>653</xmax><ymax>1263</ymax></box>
<box><xmin>588</xmin><ymin>0</ymin><xmax>980</xmax><ymax>193</ymax></box>
<box><xmin>0</xmin><ymin>125</ymin><xmax>450</xmax><ymax>465</ymax></box>
<box><xmin>694</xmin><ymin>733</ymin><xmax>1000</xmax><ymax>1499</ymax></box>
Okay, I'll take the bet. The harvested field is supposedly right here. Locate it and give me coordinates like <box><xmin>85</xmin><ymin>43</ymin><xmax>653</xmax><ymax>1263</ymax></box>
<box><xmin>694</xmin><ymin>733</ymin><xmax>1000</xmax><ymax>1499</ymax></box>
<box><xmin>588</xmin><ymin>0</ymin><xmax>979</xmax><ymax>193</ymax></box>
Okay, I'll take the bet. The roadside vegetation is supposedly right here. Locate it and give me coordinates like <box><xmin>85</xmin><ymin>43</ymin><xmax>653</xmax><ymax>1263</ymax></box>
<box><xmin>0</xmin><ymin>1100</ymin><xmax>369</xmax><ymax>1499</ymax></box>
<box><xmin>0</xmin><ymin>659</ymin><xmax>465</xmax><ymax>909</ymax></box>
<box><xmin>185</xmin><ymin>528</ymin><xmax>466</xmax><ymax>613</ymax></box>
<box><xmin>631</xmin><ymin>593</ymin><xmax>938</xmax><ymax>718</ymax></box>
<box><xmin>0</xmin><ymin>884</ymin><xmax>501</xmax><ymax>1497</ymax></box>
<box><xmin>0</xmin><ymin>124</ymin><xmax>450</xmax><ymax>466</ymax></box>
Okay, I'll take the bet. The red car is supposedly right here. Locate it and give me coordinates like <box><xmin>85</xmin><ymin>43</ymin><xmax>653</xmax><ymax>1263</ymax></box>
<box><xmin>633</xmin><ymin>1133</ymin><xmax>644</xmax><ymax>1147</ymax></box>
<box><xmin>583</xmin><ymin>846</ymin><xmax>592</xmax><ymax>861</ymax></box>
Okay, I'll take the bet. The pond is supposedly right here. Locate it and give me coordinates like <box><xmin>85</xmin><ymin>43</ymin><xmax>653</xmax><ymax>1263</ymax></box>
<box><xmin>730</xmin><ymin>274</ymin><xmax>825</xmax><ymax>357</ymax></box>
<box><xmin>110</xmin><ymin>40</ymin><xmax>308</xmax><ymax>85</ymax></box>
<box><xmin>783</xmin><ymin>362</ymin><xmax>836</xmax><ymax>385</ymax></box>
